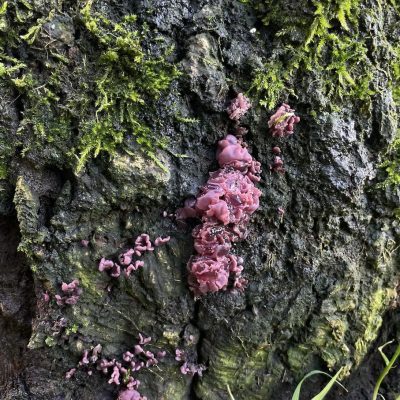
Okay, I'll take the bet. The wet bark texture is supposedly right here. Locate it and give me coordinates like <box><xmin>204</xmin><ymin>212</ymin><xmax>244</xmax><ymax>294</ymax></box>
<box><xmin>0</xmin><ymin>0</ymin><xmax>400</xmax><ymax>399</ymax></box>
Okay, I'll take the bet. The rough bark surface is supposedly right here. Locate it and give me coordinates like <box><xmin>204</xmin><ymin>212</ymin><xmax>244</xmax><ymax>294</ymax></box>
<box><xmin>0</xmin><ymin>0</ymin><xmax>399</xmax><ymax>399</ymax></box>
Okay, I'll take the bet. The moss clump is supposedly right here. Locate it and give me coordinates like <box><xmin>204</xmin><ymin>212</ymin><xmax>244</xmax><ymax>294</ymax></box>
<box><xmin>0</xmin><ymin>0</ymin><xmax>180</xmax><ymax>174</ymax></box>
<box><xmin>354</xmin><ymin>286</ymin><xmax>396</xmax><ymax>364</ymax></box>
<box><xmin>380</xmin><ymin>131</ymin><xmax>400</xmax><ymax>187</ymax></box>
<box><xmin>76</xmin><ymin>2</ymin><xmax>180</xmax><ymax>172</ymax></box>
<box><xmin>246</xmin><ymin>0</ymin><xmax>396</xmax><ymax>109</ymax></box>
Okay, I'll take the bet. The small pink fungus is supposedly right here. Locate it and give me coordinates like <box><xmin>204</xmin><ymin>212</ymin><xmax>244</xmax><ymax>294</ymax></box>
<box><xmin>138</xmin><ymin>333</ymin><xmax>151</xmax><ymax>345</ymax></box>
<box><xmin>227</xmin><ymin>93</ymin><xmax>251</xmax><ymax>121</ymax></box>
<box><xmin>268</xmin><ymin>103</ymin><xmax>300</xmax><ymax>137</ymax></box>
<box><xmin>154</xmin><ymin>236</ymin><xmax>171</xmax><ymax>246</ymax></box>
<box><xmin>65</xmin><ymin>368</ymin><xmax>76</xmax><ymax>379</ymax></box>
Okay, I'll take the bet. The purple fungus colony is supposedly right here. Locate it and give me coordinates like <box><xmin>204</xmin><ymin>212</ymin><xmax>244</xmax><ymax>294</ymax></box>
<box><xmin>61</xmin><ymin>95</ymin><xmax>300</xmax><ymax>398</ymax></box>
<box><xmin>98</xmin><ymin>233</ymin><xmax>170</xmax><ymax>279</ymax></box>
<box><xmin>175</xmin><ymin>348</ymin><xmax>206</xmax><ymax>376</ymax></box>
<box><xmin>177</xmin><ymin>93</ymin><xmax>262</xmax><ymax>296</ymax></box>
<box><xmin>226</xmin><ymin>92</ymin><xmax>251</xmax><ymax>121</ymax></box>
<box><xmin>55</xmin><ymin>279</ymin><xmax>82</xmax><ymax>306</ymax></box>
<box><xmin>177</xmin><ymin>95</ymin><xmax>300</xmax><ymax>297</ymax></box>
<box><xmin>66</xmin><ymin>334</ymin><xmax>165</xmax><ymax>399</ymax></box>
<box><xmin>268</xmin><ymin>103</ymin><xmax>300</xmax><ymax>138</ymax></box>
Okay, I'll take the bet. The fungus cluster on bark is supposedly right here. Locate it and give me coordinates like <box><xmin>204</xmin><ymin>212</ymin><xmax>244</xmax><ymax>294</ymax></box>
<box><xmin>99</xmin><ymin>233</ymin><xmax>170</xmax><ymax>278</ymax></box>
<box><xmin>268</xmin><ymin>103</ymin><xmax>300</xmax><ymax>137</ymax></box>
<box><xmin>175</xmin><ymin>348</ymin><xmax>206</xmax><ymax>376</ymax></box>
<box><xmin>55</xmin><ymin>280</ymin><xmax>82</xmax><ymax>306</ymax></box>
<box><xmin>66</xmin><ymin>334</ymin><xmax>165</xmax><ymax>400</ymax></box>
<box><xmin>177</xmin><ymin>93</ymin><xmax>261</xmax><ymax>296</ymax></box>
<box><xmin>177</xmin><ymin>96</ymin><xmax>301</xmax><ymax>296</ymax></box>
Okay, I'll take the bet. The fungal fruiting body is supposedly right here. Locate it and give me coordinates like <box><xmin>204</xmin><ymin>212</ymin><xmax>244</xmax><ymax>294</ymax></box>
<box><xmin>175</xmin><ymin>349</ymin><xmax>206</xmax><ymax>376</ymax></box>
<box><xmin>179</xmin><ymin>93</ymin><xmax>261</xmax><ymax>296</ymax></box>
<box><xmin>179</xmin><ymin>96</ymin><xmax>301</xmax><ymax>296</ymax></box>
<box><xmin>268</xmin><ymin>103</ymin><xmax>300</xmax><ymax>137</ymax></box>
<box><xmin>99</xmin><ymin>233</ymin><xmax>170</xmax><ymax>279</ymax></box>
<box><xmin>55</xmin><ymin>279</ymin><xmax>82</xmax><ymax>306</ymax></box>
<box><xmin>66</xmin><ymin>334</ymin><xmax>164</xmax><ymax>400</ymax></box>
<box><xmin>226</xmin><ymin>93</ymin><xmax>251</xmax><ymax>120</ymax></box>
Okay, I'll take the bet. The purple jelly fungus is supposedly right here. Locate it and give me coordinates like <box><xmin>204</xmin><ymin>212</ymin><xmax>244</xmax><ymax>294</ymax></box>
<box><xmin>268</xmin><ymin>103</ymin><xmax>300</xmax><ymax>138</ymax></box>
<box><xmin>186</xmin><ymin>142</ymin><xmax>260</xmax><ymax>294</ymax></box>
<box><xmin>56</xmin><ymin>280</ymin><xmax>81</xmax><ymax>306</ymax></box>
<box><xmin>272</xmin><ymin>146</ymin><xmax>281</xmax><ymax>155</ymax></box>
<box><xmin>99</xmin><ymin>258</ymin><xmax>114</xmax><ymax>272</ymax></box>
<box><xmin>68</xmin><ymin>334</ymin><xmax>164</xmax><ymax>399</ymax></box>
<box><xmin>154</xmin><ymin>236</ymin><xmax>171</xmax><ymax>246</ymax></box>
<box><xmin>138</xmin><ymin>333</ymin><xmax>151</xmax><ymax>345</ymax></box>
<box><xmin>270</xmin><ymin>156</ymin><xmax>285</xmax><ymax>174</ymax></box>
<box><xmin>118</xmin><ymin>389</ymin><xmax>143</xmax><ymax>400</ymax></box>
<box><xmin>227</xmin><ymin>93</ymin><xmax>251</xmax><ymax>121</ymax></box>
<box><xmin>99</xmin><ymin>232</ymin><xmax>167</xmax><ymax>279</ymax></box>
<box><xmin>179</xmin><ymin>94</ymin><xmax>261</xmax><ymax>295</ymax></box>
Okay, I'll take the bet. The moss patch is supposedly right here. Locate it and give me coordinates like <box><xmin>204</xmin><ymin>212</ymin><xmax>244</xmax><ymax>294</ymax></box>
<box><xmin>245</xmin><ymin>0</ymin><xmax>398</xmax><ymax>110</ymax></box>
<box><xmin>0</xmin><ymin>0</ymin><xmax>180</xmax><ymax>174</ymax></box>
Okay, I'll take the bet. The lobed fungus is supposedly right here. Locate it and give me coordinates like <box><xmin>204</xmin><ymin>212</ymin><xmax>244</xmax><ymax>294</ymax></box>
<box><xmin>66</xmin><ymin>334</ymin><xmax>164</xmax><ymax>399</ymax></box>
<box><xmin>227</xmin><ymin>93</ymin><xmax>251</xmax><ymax>121</ymax></box>
<box><xmin>270</xmin><ymin>156</ymin><xmax>285</xmax><ymax>174</ymax></box>
<box><xmin>55</xmin><ymin>279</ymin><xmax>82</xmax><ymax>306</ymax></box>
<box><xmin>178</xmin><ymin>94</ymin><xmax>261</xmax><ymax>296</ymax></box>
<box><xmin>154</xmin><ymin>236</ymin><xmax>171</xmax><ymax>246</ymax></box>
<box><xmin>272</xmin><ymin>146</ymin><xmax>281</xmax><ymax>155</ymax></box>
<box><xmin>268</xmin><ymin>103</ymin><xmax>300</xmax><ymax>137</ymax></box>
<box><xmin>98</xmin><ymin>233</ymin><xmax>170</xmax><ymax>279</ymax></box>
<box><xmin>175</xmin><ymin>349</ymin><xmax>206</xmax><ymax>377</ymax></box>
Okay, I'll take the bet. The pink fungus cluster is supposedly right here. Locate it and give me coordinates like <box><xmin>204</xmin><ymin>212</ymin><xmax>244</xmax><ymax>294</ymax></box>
<box><xmin>175</xmin><ymin>349</ymin><xmax>206</xmax><ymax>377</ymax></box>
<box><xmin>178</xmin><ymin>95</ymin><xmax>261</xmax><ymax>296</ymax></box>
<box><xmin>268</xmin><ymin>103</ymin><xmax>300</xmax><ymax>137</ymax></box>
<box><xmin>99</xmin><ymin>233</ymin><xmax>170</xmax><ymax>279</ymax></box>
<box><xmin>227</xmin><ymin>93</ymin><xmax>251</xmax><ymax>121</ymax></box>
<box><xmin>55</xmin><ymin>280</ymin><xmax>82</xmax><ymax>306</ymax></box>
<box><xmin>270</xmin><ymin>156</ymin><xmax>285</xmax><ymax>174</ymax></box>
<box><xmin>66</xmin><ymin>334</ymin><xmax>165</xmax><ymax>400</ymax></box>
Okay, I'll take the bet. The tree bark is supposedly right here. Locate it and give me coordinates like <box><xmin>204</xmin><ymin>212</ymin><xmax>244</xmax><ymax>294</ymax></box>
<box><xmin>0</xmin><ymin>0</ymin><xmax>399</xmax><ymax>399</ymax></box>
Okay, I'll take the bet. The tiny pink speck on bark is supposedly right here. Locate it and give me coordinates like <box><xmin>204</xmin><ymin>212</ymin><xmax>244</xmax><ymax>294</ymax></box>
<box><xmin>65</xmin><ymin>368</ymin><xmax>76</xmax><ymax>379</ymax></box>
<box><xmin>154</xmin><ymin>236</ymin><xmax>171</xmax><ymax>246</ymax></box>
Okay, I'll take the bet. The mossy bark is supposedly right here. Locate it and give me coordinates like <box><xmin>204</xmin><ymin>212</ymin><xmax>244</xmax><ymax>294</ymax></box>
<box><xmin>0</xmin><ymin>0</ymin><xmax>399</xmax><ymax>399</ymax></box>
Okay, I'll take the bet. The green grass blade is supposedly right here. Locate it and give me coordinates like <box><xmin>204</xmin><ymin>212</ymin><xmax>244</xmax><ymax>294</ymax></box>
<box><xmin>226</xmin><ymin>385</ymin><xmax>236</xmax><ymax>400</ymax></box>
<box><xmin>311</xmin><ymin>367</ymin><xmax>344</xmax><ymax>400</ymax></box>
<box><xmin>378</xmin><ymin>341</ymin><xmax>394</xmax><ymax>366</ymax></box>
<box><xmin>292</xmin><ymin>368</ymin><xmax>347</xmax><ymax>400</ymax></box>
<box><xmin>373</xmin><ymin>343</ymin><xmax>400</xmax><ymax>400</ymax></box>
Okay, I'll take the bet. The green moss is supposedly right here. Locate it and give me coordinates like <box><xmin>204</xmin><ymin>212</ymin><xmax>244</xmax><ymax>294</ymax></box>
<box><xmin>75</xmin><ymin>1</ymin><xmax>180</xmax><ymax>172</ymax></box>
<box><xmin>0</xmin><ymin>163</ymin><xmax>7</xmax><ymax>179</ymax></box>
<box><xmin>379</xmin><ymin>130</ymin><xmax>400</xmax><ymax>187</ymax></box>
<box><xmin>0</xmin><ymin>0</ymin><xmax>180</xmax><ymax>173</ymax></box>
<box><xmin>246</xmin><ymin>0</ymin><xmax>392</xmax><ymax>109</ymax></box>
<box><xmin>390</xmin><ymin>45</ymin><xmax>400</xmax><ymax>105</ymax></box>
<box><xmin>354</xmin><ymin>287</ymin><xmax>396</xmax><ymax>365</ymax></box>
<box><xmin>197</xmin><ymin>340</ymin><xmax>282</xmax><ymax>400</ymax></box>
